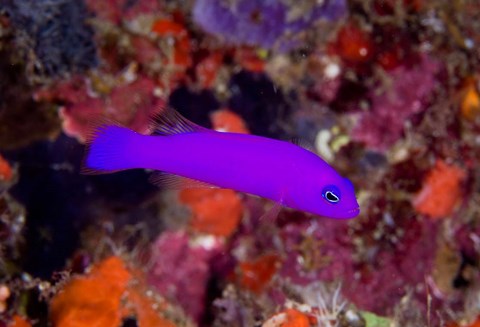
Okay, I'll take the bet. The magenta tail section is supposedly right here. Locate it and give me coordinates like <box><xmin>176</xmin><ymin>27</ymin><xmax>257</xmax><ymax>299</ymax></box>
<box><xmin>82</xmin><ymin>125</ymin><xmax>141</xmax><ymax>174</ymax></box>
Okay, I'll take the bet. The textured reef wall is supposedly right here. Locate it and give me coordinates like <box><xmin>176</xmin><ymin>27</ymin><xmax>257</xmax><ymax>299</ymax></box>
<box><xmin>1</xmin><ymin>0</ymin><xmax>480</xmax><ymax>326</ymax></box>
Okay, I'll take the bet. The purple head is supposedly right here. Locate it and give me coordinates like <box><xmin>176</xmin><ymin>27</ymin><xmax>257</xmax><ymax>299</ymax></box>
<box><xmin>317</xmin><ymin>177</ymin><xmax>360</xmax><ymax>219</ymax></box>
<box><xmin>286</xmin><ymin>163</ymin><xmax>360</xmax><ymax>219</ymax></box>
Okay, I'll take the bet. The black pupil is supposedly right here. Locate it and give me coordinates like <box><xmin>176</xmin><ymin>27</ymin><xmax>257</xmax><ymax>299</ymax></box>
<box><xmin>326</xmin><ymin>191</ymin><xmax>338</xmax><ymax>202</ymax></box>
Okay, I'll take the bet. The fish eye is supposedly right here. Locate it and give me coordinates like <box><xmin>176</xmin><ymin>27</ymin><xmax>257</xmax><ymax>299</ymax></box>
<box><xmin>322</xmin><ymin>185</ymin><xmax>341</xmax><ymax>204</ymax></box>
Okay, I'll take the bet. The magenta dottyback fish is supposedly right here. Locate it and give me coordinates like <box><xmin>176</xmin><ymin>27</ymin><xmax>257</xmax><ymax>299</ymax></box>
<box><xmin>83</xmin><ymin>108</ymin><xmax>360</xmax><ymax>219</ymax></box>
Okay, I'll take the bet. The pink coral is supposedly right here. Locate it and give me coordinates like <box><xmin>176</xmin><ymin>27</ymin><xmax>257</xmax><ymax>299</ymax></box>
<box><xmin>342</xmin><ymin>219</ymin><xmax>439</xmax><ymax>315</ymax></box>
<box><xmin>85</xmin><ymin>0</ymin><xmax>162</xmax><ymax>24</ymax></box>
<box><xmin>279</xmin><ymin>218</ymin><xmax>354</xmax><ymax>285</ymax></box>
<box><xmin>352</xmin><ymin>56</ymin><xmax>439</xmax><ymax>151</ymax></box>
<box><xmin>276</xmin><ymin>211</ymin><xmax>439</xmax><ymax>316</ymax></box>
<box><xmin>37</xmin><ymin>76</ymin><xmax>164</xmax><ymax>143</ymax></box>
<box><xmin>148</xmin><ymin>231</ymin><xmax>222</xmax><ymax>322</ymax></box>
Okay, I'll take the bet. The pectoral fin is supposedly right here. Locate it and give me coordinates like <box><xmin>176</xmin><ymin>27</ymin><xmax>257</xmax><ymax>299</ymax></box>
<box><xmin>259</xmin><ymin>201</ymin><xmax>283</xmax><ymax>223</ymax></box>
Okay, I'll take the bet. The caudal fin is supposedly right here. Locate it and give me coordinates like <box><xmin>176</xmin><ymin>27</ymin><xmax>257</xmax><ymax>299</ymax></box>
<box><xmin>82</xmin><ymin>125</ymin><xmax>139</xmax><ymax>174</ymax></box>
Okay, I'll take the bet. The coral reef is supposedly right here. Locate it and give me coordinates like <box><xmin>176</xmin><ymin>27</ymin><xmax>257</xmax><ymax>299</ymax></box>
<box><xmin>193</xmin><ymin>0</ymin><xmax>347</xmax><ymax>50</ymax></box>
<box><xmin>179</xmin><ymin>189</ymin><xmax>244</xmax><ymax>237</ymax></box>
<box><xmin>413</xmin><ymin>160</ymin><xmax>466</xmax><ymax>219</ymax></box>
<box><xmin>351</xmin><ymin>56</ymin><xmax>440</xmax><ymax>151</ymax></box>
<box><xmin>50</xmin><ymin>256</ymin><xmax>186</xmax><ymax>326</ymax></box>
<box><xmin>1</xmin><ymin>0</ymin><xmax>97</xmax><ymax>78</ymax></box>
<box><xmin>148</xmin><ymin>231</ymin><xmax>222</xmax><ymax>323</ymax></box>
<box><xmin>0</xmin><ymin>0</ymin><xmax>480</xmax><ymax>326</ymax></box>
<box><xmin>37</xmin><ymin>75</ymin><xmax>165</xmax><ymax>143</ymax></box>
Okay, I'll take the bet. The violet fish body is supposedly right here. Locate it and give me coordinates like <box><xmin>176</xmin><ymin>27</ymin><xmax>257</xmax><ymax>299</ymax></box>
<box><xmin>84</xmin><ymin>110</ymin><xmax>360</xmax><ymax>219</ymax></box>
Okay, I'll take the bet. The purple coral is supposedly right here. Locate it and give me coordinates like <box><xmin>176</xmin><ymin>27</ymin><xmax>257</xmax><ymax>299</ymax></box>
<box><xmin>193</xmin><ymin>0</ymin><xmax>346</xmax><ymax>50</ymax></box>
<box><xmin>351</xmin><ymin>56</ymin><xmax>440</xmax><ymax>151</ymax></box>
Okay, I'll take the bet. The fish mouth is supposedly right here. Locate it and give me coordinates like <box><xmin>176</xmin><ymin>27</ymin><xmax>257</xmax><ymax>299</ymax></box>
<box><xmin>348</xmin><ymin>207</ymin><xmax>360</xmax><ymax>214</ymax></box>
<box><xmin>330</xmin><ymin>206</ymin><xmax>360</xmax><ymax>219</ymax></box>
<box><xmin>345</xmin><ymin>207</ymin><xmax>360</xmax><ymax>217</ymax></box>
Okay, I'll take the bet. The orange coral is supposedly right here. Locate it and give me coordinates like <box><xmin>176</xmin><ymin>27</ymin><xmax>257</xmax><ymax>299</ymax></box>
<box><xmin>152</xmin><ymin>19</ymin><xmax>191</xmax><ymax>68</ymax></box>
<box><xmin>332</xmin><ymin>22</ymin><xmax>374</xmax><ymax>64</ymax></box>
<box><xmin>50</xmin><ymin>256</ymin><xmax>176</xmax><ymax>327</ymax></box>
<box><xmin>50</xmin><ymin>256</ymin><xmax>131</xmax><ymax>327</ymax></box>
<box><xmin>235</xmin><ymin>47</ymin><xmax>265</xmax><ymax>73</ymax></box>
<box><xmin>211</xmin><ymin>109</ymin><xmax>250</xmax><ymax>134</ymax></box>
<box><xmin>8</xmin><ymin>315</ymin><xmax>31</xmax><ymax>327</ymax></box>
<box><xmin>151</xmin><ymin>18</ymin><xmax>192</xmax><ymax>89</ymax></box>
<box><xmin>445</xmin><ymin>316</ymin><xmax>480</xmax><ymax>327</ymax></box>
<box><xmin>124</xmin><ymin>287</ymin><xmax>176</xmax><ymax>327</ymax></box>
<box><xmin>196</xmin><ymin>52</ymin><xmax>223</xmax><ymax>88</ymax></box>
<box><xmin>444</xmin><ymin>323</ymin><xmax>459</xmax><ymax>327</ymax></box>
<box><xmin>405</xmin><ymin>0</ymin><xmax>423</xmax><ymax>11</ymax></box>
<box><xmin>0</xmin><ymin>154</ymin><xmax>13</xmax><ymax>181</ymax></box>
<box><xmin>262</xmin><ymin>309</ymin><xmax>313</xmax><ymax>327</ymax></box>
<box><xmin>460</xmin><ymin>78</ymin><xmax>480</xmax><ymax>121</ymax></box>
<box><xmin>152</xmin><ymin>19</ymin><xmax>185</xmax><ymax>36</ymax></box>
<box><xmin>468</xmin><ymin>316</ymin><xmax>480</xmax><ymax>327</ymax></box>
<box><xmin>0</xmin><ymin>284</ymin><xmax>11</xmax><ymax>313</ymax></box>
<box><xmin>413</xmin><ymin>160</ymin><xmax>466</xmax><ymax>219</ymax></box>
<box><xmin>179</xmin><ymin>189</ymin><xmax>243</xmax><ymax>237</ymax></box>
<box><xmin>238</xmin><ymin>254</ymin><xmax>280</xmax><ymax>293</ymax></box>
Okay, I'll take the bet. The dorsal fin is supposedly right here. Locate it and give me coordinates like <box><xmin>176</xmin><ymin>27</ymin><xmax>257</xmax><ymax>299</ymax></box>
<box><xmin>290</xmin><ymin>137</ymin><xmax>316</xmax><ymax>153</ymax></box>
<box><xmin>150</xmin><ymin>106</ymin><xmax>210</xmax><ymax>136</ymax></box>
<box><xmin>149</xmin><ymin>171</ymin><xmax>217</xmax><ymax>189</ymax></box>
